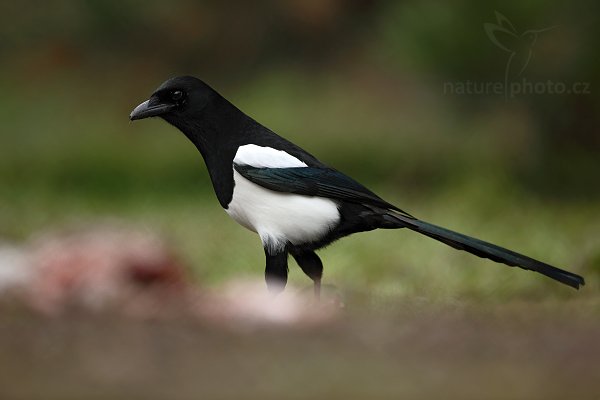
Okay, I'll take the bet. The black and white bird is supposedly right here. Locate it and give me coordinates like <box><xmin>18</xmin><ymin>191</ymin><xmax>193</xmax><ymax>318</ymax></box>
<box><xmin>130</xmin><ymin>76</ymin><xmax>584</xmax><ymax>296</ymax></box>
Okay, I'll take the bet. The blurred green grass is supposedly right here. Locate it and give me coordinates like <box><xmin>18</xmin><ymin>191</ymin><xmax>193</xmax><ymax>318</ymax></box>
<box><xmin>1</xmin><ymin>72</ymin><xmax>597</xmax><ymax>305</ymax></box>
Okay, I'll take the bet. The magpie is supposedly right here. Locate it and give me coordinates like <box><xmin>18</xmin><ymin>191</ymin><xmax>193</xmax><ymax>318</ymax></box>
<box><xmin>130</xmin><ymin>76</ymin><xmax>585</xmax><ymax>296</ymax></box>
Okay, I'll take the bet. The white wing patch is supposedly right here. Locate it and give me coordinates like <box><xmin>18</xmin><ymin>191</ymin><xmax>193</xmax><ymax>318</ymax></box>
<box><xmin>233</xmin><ymin>144</ymin><xmax>307</xmax><ymax>168</ymax></box>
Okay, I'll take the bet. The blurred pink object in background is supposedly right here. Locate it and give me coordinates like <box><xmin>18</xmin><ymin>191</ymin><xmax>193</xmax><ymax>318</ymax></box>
<box><xmin>24</xmin><ymin>225</ymin><xmax>189</xmax><ymax>315</ymax></box>
<box><xmin>0</xmin><ymin>224</ymin><xmax>340</xmax><ymax>326</ymax></box>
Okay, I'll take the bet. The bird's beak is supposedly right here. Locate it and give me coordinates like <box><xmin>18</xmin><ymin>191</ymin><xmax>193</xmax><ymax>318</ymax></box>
<box><xmin>129</xmin><ymin>98</ymin><xmax>176</xmax><ymax>121</ymax></box>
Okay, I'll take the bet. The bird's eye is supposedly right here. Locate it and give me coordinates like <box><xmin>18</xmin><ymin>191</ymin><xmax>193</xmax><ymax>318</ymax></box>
<box><xmin>171</xmin><ymin>90</ymin><xmax>184</xmax><ymax>101</ymax></box>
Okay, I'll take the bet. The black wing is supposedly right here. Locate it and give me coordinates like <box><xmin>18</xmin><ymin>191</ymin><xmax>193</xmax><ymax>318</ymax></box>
<box><xmin>234</xmin><ymin>164</ymin><xmax>414</xmax><ymax>218</ymax></box>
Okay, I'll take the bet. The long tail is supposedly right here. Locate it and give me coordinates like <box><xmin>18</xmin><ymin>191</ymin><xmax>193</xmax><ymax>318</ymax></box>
<box><xmin>383</xmin><ymin>213</ymin><xmax>585</xmax><ymax>289</ymax></box>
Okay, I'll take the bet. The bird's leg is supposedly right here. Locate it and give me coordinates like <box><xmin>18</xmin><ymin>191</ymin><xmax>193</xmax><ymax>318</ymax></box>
<box><xmin>313</xmin><ymin>278</ymin><xmax>321</xmax><ymax>300</ymax></box>
<box><xmin>292</xmin><ymin>250</ymin><xmax>323</xmax><ymax>300</ymax></box>
<box><xmin>264</xmin><ymin>247</ymin><xmax>289</xmax><ymax>295</ymax></box>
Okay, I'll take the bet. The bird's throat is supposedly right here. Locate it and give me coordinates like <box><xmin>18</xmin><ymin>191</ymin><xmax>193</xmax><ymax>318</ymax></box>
<box><xmin>163</xmin><ymin>98</ymin><xmax>250</xmax><ymax>209</ymax></box>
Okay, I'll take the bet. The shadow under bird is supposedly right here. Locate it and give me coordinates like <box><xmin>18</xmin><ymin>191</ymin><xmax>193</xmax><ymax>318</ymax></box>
<box><xmin>130</xmin><ymin>76</ymin><xmax>585</xmax><ymax>297</ymax></box>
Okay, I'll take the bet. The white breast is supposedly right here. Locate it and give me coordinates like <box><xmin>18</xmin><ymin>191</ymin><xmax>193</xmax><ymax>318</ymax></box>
<box><xmin>225</xmin><ymin>145</ymin><xmax>340</xmax><ymax>251</ymax></box>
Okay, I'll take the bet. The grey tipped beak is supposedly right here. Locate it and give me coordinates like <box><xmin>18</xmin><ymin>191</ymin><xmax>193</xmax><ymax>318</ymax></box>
<box><xmin>129</xmin><ymin>99</ymin><xmax>176</xmax><ymax>121</ymax></box>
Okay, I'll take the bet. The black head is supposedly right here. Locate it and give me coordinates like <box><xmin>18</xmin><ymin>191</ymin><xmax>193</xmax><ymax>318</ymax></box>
<box><xmin>129</xmin><ymin>76</ymin><xmax>214</xmax><ymax>122</ymax></box>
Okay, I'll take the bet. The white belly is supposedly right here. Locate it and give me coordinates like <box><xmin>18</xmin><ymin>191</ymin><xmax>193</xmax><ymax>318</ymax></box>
<box><xmin>225</xmin><ymin>170</ymin><xmax>340</xmax><ymax>251</ymax></box>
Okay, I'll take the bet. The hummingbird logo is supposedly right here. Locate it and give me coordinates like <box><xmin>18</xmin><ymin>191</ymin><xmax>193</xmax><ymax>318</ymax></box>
<box><xmin>484</xmin><ymin>11</ymin><xmax>555</xmax><ymax>97</ymax></box>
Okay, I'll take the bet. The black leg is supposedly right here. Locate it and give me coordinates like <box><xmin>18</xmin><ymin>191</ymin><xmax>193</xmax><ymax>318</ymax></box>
<box><xmin>291</xmin><ymin>250</ymin><xmax>323</xmax><ymax>299</ymax></box>
<box><xmin>264</xmin><ymin>247</ymin><xmax>289</xmax><ymax>295</ymax></box>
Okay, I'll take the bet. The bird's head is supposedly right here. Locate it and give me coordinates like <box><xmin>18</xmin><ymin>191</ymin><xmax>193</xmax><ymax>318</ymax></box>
<box><xmin>129</xmin><ymin>76</ymin><xmax>213</xmax><ymax>123</ymax></box>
